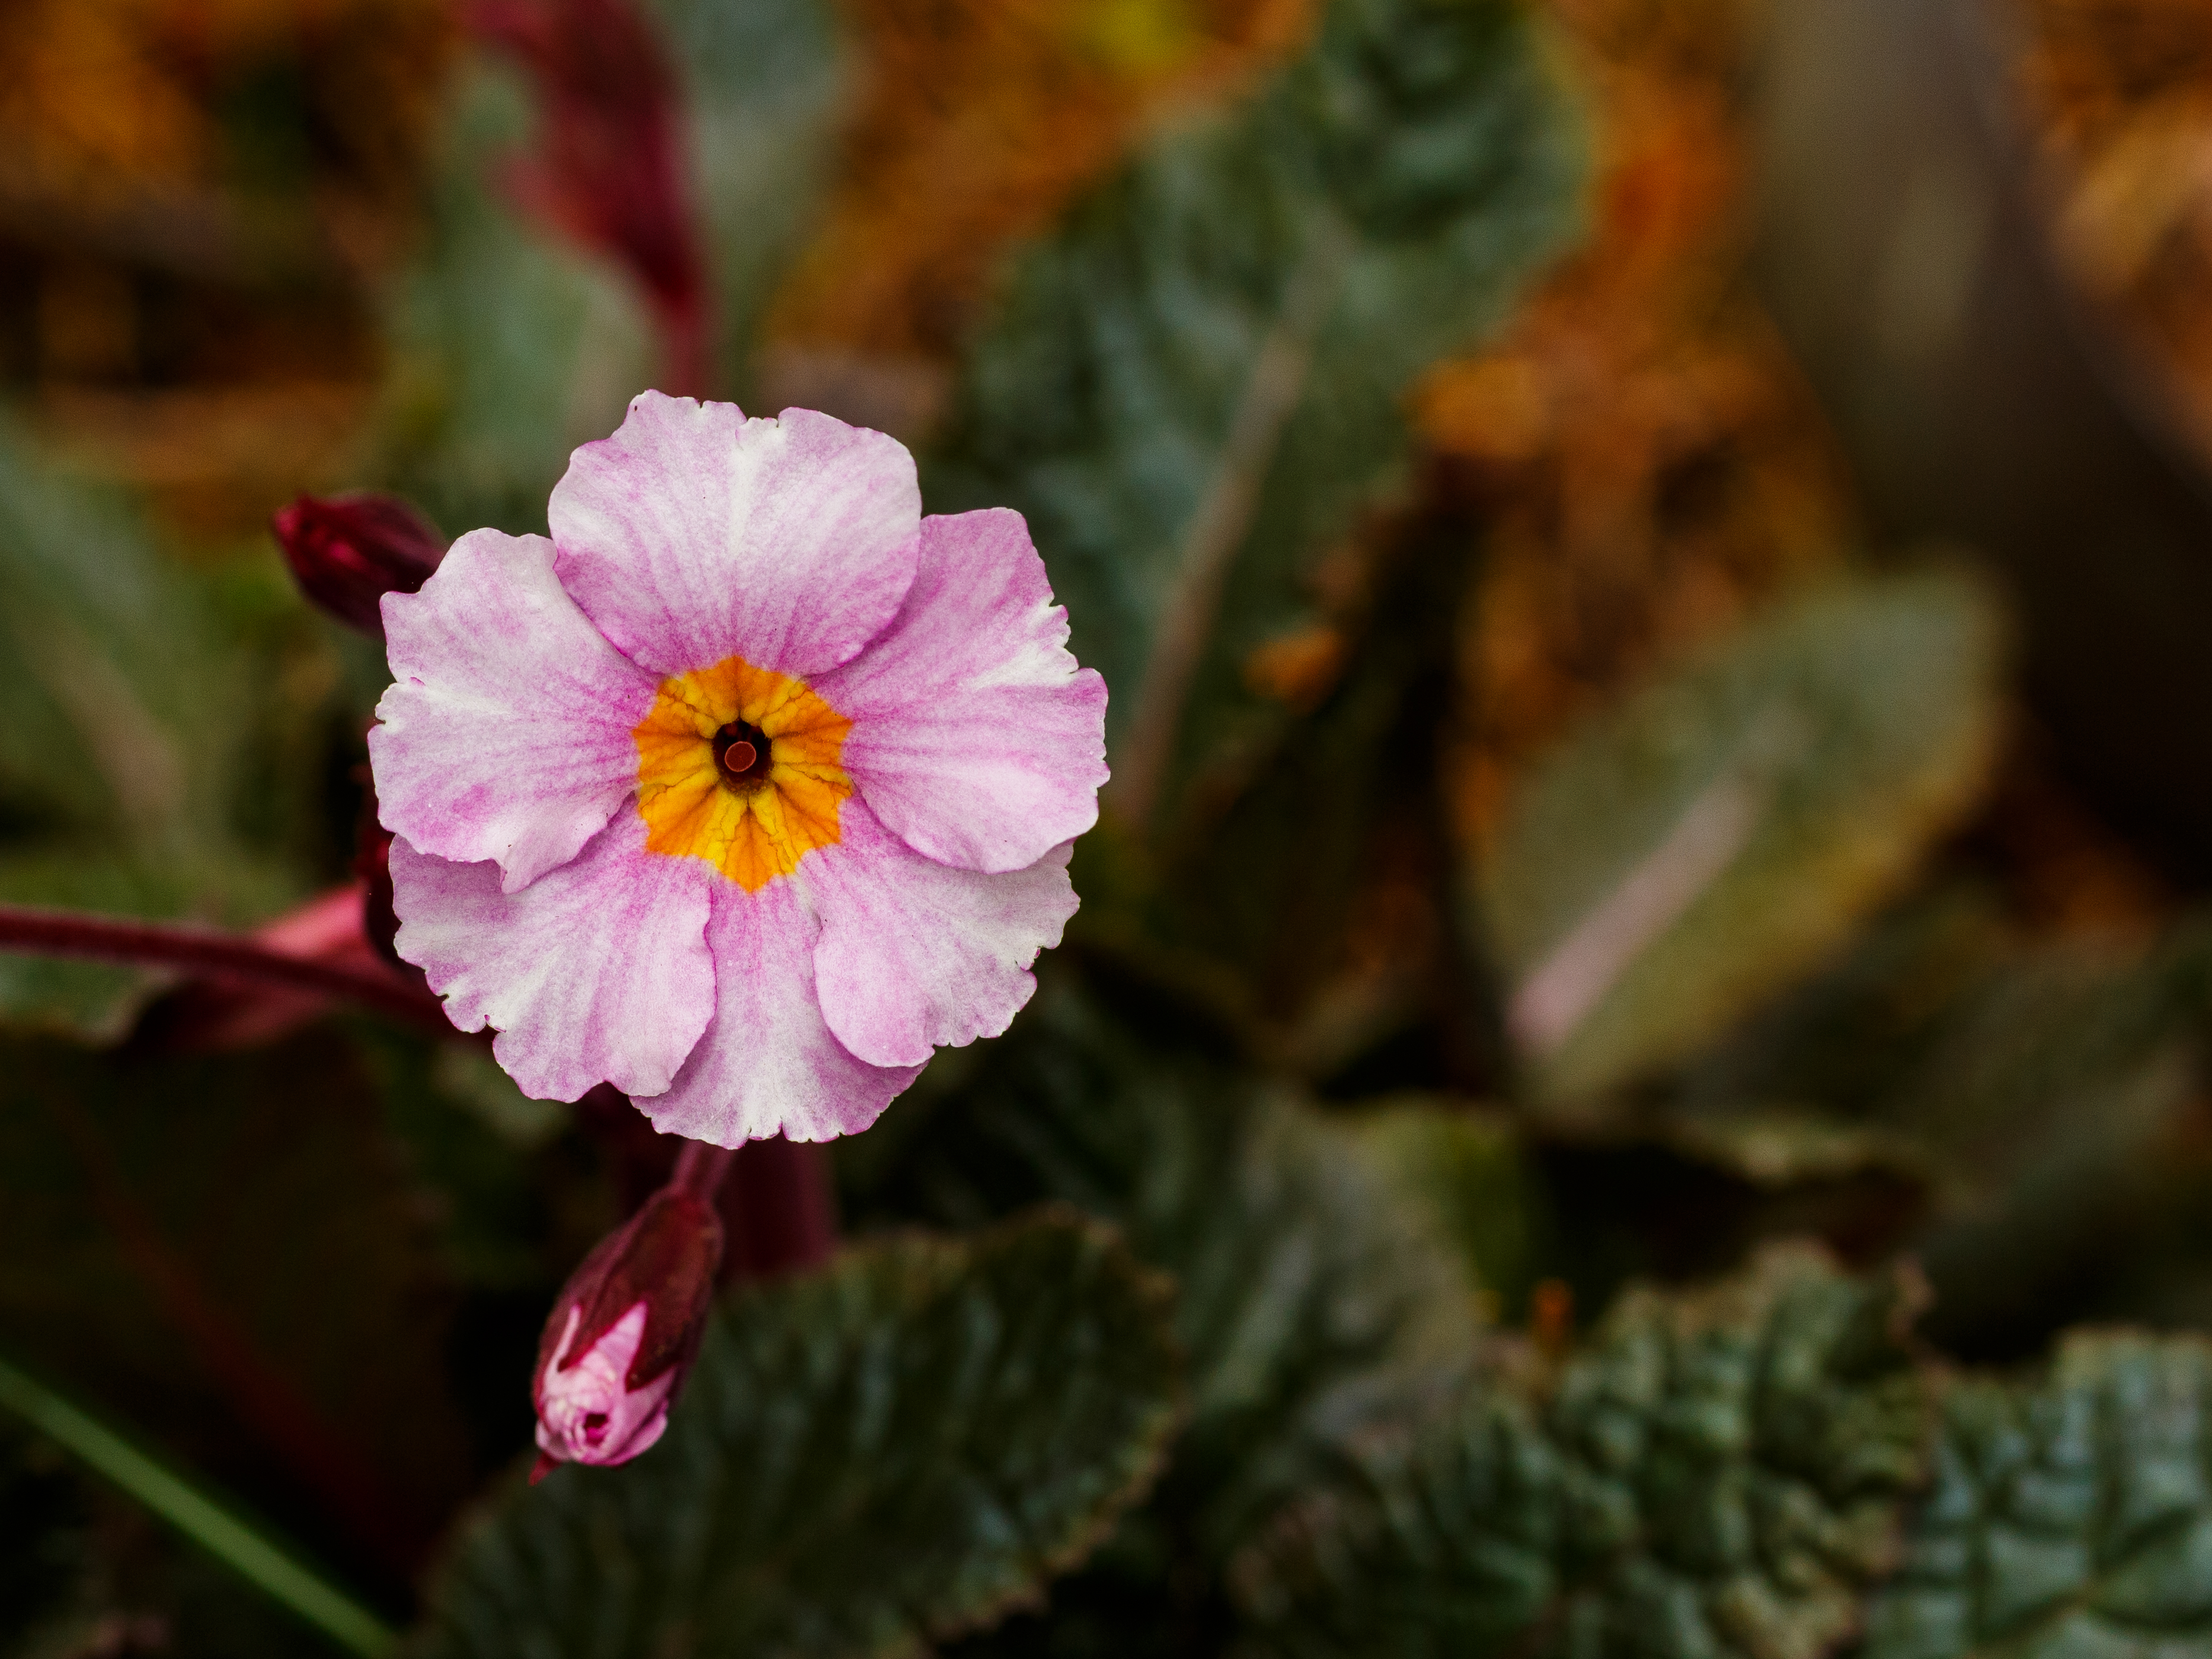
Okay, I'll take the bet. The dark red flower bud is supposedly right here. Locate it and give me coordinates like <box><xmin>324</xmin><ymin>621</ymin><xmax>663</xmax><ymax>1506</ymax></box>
<box><xmin>530</xmin><ymin>1188</ymin><xmax>723</xmax><ymax>1475</ymax></box>
<box><xmin>270</xmin><ymin>493</ymin><xmax>446</xmax><ymax>640</ymax></box>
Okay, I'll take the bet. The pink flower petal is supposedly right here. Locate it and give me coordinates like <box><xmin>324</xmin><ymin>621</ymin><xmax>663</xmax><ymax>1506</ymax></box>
<box><xmin>813</xmin><ymin>509</ymin><xmax>1108</xmax><ymax>874</ymax></box>
<box><xmin>548</xmin><ymin>393</ymin><xmax>921</xmax><ymax>677</ymax></box>
<box><xmin>372</xmin><ymin>528</ymin><xmax>657</xmax><ymax>893</ymax></box>
<box><xmin>390</xmin><ymin>816</ymin><xmax>715</xmax><ymax>1101</ymax></box>
<box><xmin>640</xmin><ymin>877</ymin><xmax>922</xmax><ymax>1147</ymax></box>
<box><xmin>535</xmin><ymin>1303</ymin><xmax>675</xmax><ymax>1468</ymax></box>
<box><xmin>804</xmin><ymin>803</ymin><xmax>1076</xmax><ymax>1068</ymax></box>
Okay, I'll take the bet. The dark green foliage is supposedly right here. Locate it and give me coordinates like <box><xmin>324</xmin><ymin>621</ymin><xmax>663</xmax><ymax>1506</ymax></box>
<box><xmin>1233</xmin><ymin>1248</ymin><xmax>1935</xmax><ymax>1659</ymax></box>
<box><xmin>1667</xmin><ymin>913</ymin><xmax>2212</xmax><ymax>1359</ymax></box>
<box><xmin>853</xmin><ymin>975</ymin><xmax>1479</xmax><ymax>1555</ymax></box>
<box><xmin>414</xmin><ymin>1213</ymin><xmax>1182</xmax><ymax>1659</ymax></box>
<box><xmin>0</xmin><ymin>1033</ymin><xmax>472</xmax><ymax>1582</ymax></box>
<box><xmin>1354</xmin><ymin>1102</ymin><xmax>1543</xmax><ymax>1321</ymax></box>
<box><xmin>1866</xmin><ymin>1333</ymin><xmax>2212</xmax><ymax>1659</ymax></box>
<box><xmin>644</xmin><ymin>0</ymin><xmax>846</xmax><ymax>394</ymax></box>
<box><xmin>0</xmin><ymin>1417</ymin><xmax>358</xmax><ymax>1659</ymax></box>
<box><xmin>14</xmin><ymin>0</ymin><xmax>2212</xmax><ymax>1650</ymax></box>
<box><xmin>1140</xmin><ymin>469</ymin><xmax>1495</xmax><ymax>1073</ymax></box>
<box><xmin>932</xmin><ymin>0</ymin><xmax>1586</xmax><ymax>816</ymax></box>
<box><xmin>0</xmin><ymin>1421</ymin><xmax>84</xmax><ymax>1651</ymax></box>
<box><xmin>843</xmin><ymin>975</ymin><xmax>1484</xmax><ymax>1657</ymax></box>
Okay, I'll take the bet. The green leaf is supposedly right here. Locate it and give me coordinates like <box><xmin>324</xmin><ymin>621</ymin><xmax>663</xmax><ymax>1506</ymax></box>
<box><xmin>645</xmin><ymin>0</ymin><xmax>846</xmax><ymax>394</ymax></box>
<box><xmin>1866</xmin><ymin>1331</ymin><xmax>2212</xmax><ymax>1659</ymax></box>
<box><xmin>370</xmin><ymin>59</ymin><xmax>657</xmax><ymax>538</ymax></box>
<box><xmin>1136</xmin><ymin>482</ymin><xmax>1489</xmax><ymax>1062</ymax></box>
<box><xmin>1479</xmin><ymin>572</ymin><xmax>2005</xmax><ymax>1105</ymax></box>
<box><xmin>0</xmin><ymin>420</ymin><xmax>247</xmax><ymax>858</ymax></box>
<box><xmin>852</xmin><ymin>974</ymin><xmax>1479</xmax><ymax>1553</ymax></box>
<box><xmin>1868</xmin><ymin>929</ymin><xmax>2212</xmax><ymax>1354</ymax></box>
<box><xmin>0</xmin><ymin>424</ymin><xmax>326</xmax><ymax>1040</ymax></box>
<box><xmin>931</xmin><ymin>0</ymin><xmax>1586</xmax><ymax>824</ymax></box>
<box><xmin>371</xmin><ymin>0</ymin><xmax>845</xmax><ymax>536</ymax></box>
<box><xmin>1352</xmin><ymin>1101</ymin><xmax>1543</xmax><ymax>1319</ymax></box>
<box><xmin>1233</xmin><ymin>1246</ymin><xmax>1935</xmax><ymax>1659</ymax></box>
<box><xmin>1666</xmin><ymin>888</ymin><xmax>2012</xmax><ymax>1126</ymax></box>
<box><xmin>0</xmin><ymin>1032</ymin><xmax>474</xmax><ymax>1575</ymax></box>
<box><xmin>414</xmin><ymin>1212</ymin><xmax>1182</xmax><ymax>1659</ymax></box>
<box><xmin>0</xmin><ymin>1356</ymin><xmax>395</xmax><ymax>1657</ymax></box>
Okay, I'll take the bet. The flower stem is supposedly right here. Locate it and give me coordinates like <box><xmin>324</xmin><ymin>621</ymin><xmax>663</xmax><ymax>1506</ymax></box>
<box><xmin>668</xmin><ymin>1139</ymin><xmax>738</xmax><ymax>1201</ymax></box>
<box><xmin>0</xmin><ymin>903</ymin><xmax>448</xmax><ymax>1033</ymax></box>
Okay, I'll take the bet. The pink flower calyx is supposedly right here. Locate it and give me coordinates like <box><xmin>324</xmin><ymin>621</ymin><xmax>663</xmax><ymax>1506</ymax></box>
<box><xmin>271</xmin><ymin>493</ymin><xmax>446</xmax><ymax>640</ymax></box>
<box><xmin>531</xmin><ymin>1187</ymin><xmax>723</xmax><ymax>1475</ymax></box>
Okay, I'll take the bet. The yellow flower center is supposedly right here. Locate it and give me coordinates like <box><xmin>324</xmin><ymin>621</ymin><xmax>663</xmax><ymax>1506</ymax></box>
<box><xmin>632</xmin><ymin>656</ymin><xmax>852</xmax><ymax>891</ymax></box>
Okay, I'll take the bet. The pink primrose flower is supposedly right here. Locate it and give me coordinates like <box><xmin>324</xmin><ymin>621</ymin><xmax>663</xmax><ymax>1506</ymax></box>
<box><xmin>370</xmin><ymin>393</ymin><xmax>1107</xmax><ymax>1145</ymax></box>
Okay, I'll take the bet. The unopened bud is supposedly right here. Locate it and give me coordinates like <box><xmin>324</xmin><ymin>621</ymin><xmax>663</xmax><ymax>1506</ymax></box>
<box><xmin>270</xmin><ymin>493</ymin><xmax>446</xmax><ymax>640</ymax></box>
<box><xmin>531</xmin><ymin>1188</ymin><xmax>722</xmax><ymax>1475</ymax></box>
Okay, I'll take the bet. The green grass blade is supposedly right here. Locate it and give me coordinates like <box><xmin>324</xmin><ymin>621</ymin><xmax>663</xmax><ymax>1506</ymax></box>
<box><xmin>0</xmin><ymin>1354</ymin><xmax>397</xmax><ymax>1657</ymax></box>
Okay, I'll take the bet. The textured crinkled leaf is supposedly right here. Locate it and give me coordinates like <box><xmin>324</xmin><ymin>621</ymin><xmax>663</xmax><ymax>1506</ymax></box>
<box><xmin>857</xmin><ymin>975</ymin><xmax>1479</xmax><ymax>1553</ymax></box>
<box><xmin>415</xmin><ymin>1213</ymin><xmax>1182</xmax><ymax>1659</ymax></box>
<box><xmin>1481</xmin><ymin>572</ymin><xmax>2005</xmax><ymax>1104</ymax></box>
<box><xmin>0</xmin><ymin>1033</ymin><xmax>472</xmax><ymax>1576</ymax></box>
<box><xmin>931</xmin><ymin>0</ymin><xmax>1586</xmax><ymax>819</ymax></box>
<box><xmin>1866</xmin><ymin>1332</ymin><xmax>2212</xmax><ymax>1659</ymax></box>
<box><xmin>1235</xmin><ymin>1246</ymin><xmax>1935</xmax><ymax>1659</ymax></box>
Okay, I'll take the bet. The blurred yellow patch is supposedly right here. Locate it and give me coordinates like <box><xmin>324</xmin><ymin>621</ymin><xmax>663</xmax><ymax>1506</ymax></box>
<box><xmin>634</xmin><ymin>658</ymin><xmax>854</xmax><ymax>893</ymax></box>
<box><xmin>1067</xmin><ymin>0</ymin><xmax>1206</xmax><ymax>74</ymax></box>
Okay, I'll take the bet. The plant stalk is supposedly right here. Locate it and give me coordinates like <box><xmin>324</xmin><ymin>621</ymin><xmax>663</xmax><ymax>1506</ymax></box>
<box><xmin>0</xmin><ymin>903</ymin><xmax>447</xmax><ymax>1033</ymax></box>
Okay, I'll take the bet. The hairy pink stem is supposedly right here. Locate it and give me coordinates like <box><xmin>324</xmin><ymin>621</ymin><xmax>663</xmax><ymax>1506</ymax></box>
<box><xmin>667</xmin><ymin>1139</ymin><xmax>737</xmax><ymax>1202</ymax></box>
<box><xmin>0</xmin><ymin>903</ymin><xmax>449</xmax><ymax>1033</ymax></box>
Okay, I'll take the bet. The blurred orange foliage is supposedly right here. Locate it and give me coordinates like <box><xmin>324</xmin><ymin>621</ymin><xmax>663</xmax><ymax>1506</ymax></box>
<box><xmin>1423</xmin><ymin>0</ymin><xmax>1853</xmax><ymax>856</ymax></box>
<box><xmin>766</xmin><ymin>0</ymin><xmax>1310</xmax><ymax>362</ymax></box>
<box><xmin>0</xmin><ymin>0</ymin><xmax>452</xmax><ymax>532</ymax></box>
<box><xmin>2022</xmin><ymin>0</ymin><xmax>2212</xmax><ymax>468</ymax></box>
